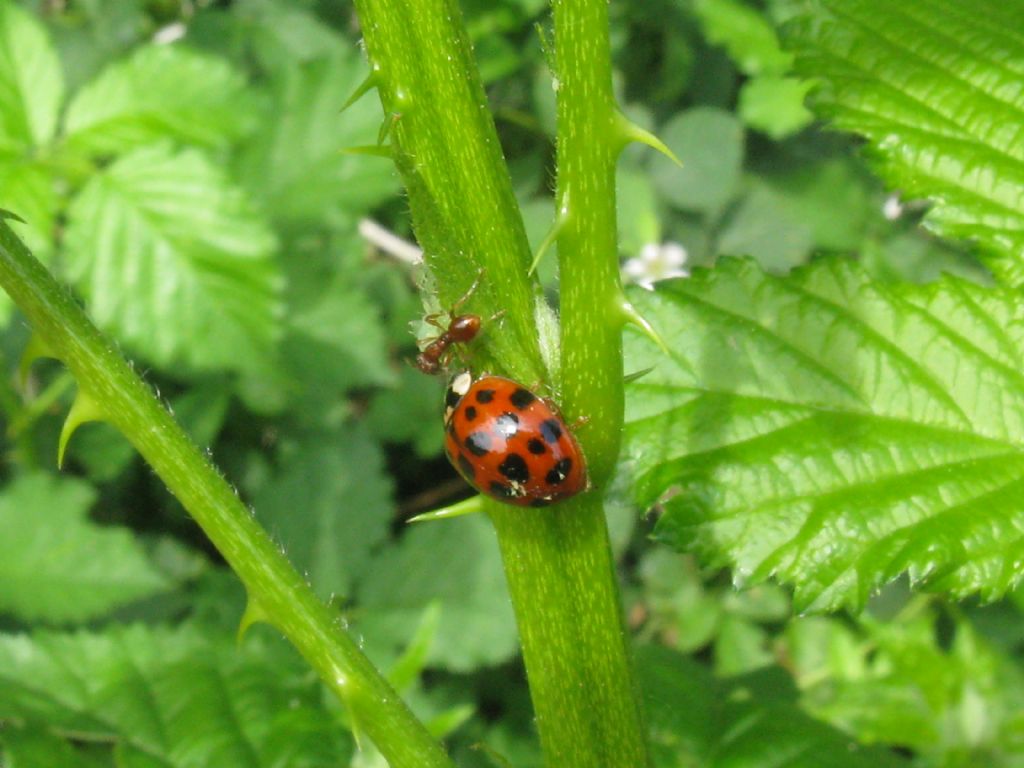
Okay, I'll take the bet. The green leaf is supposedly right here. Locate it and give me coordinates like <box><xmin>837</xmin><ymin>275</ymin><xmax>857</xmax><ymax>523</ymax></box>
<box><xmin>0</xmin><ymin>2</ymin><xmax>63</xmax><ymax>149</ymax></box>
<box><xmin>0</xmin><ymin>156</ymin><xmax>57</xmax><ymax>325</ymax></box>
<box><xmin>625</xmin><ymin>258</ymin><xmax>1024</xmax><ymax>612</ymax></box>
<box><xmin>863</xmin><ymin>231</ymin><xmax>984</xmax><ymax>286</ymax></box>
<box><xmin>616</xmin><ymin>167</ymin><xmax>661</xmax><ymax>257</ymax></box>
<box><xmin>637</xmin><ymin>549</ymin><xmax>723</xmax><ymax>653</ymax></box>
<box><xmin>240</xmin><ymin>255</ymin><xmax>399</xmax><ymax>416</ymax></box>
<box><xmin>356</xmin><ymin>515</ymin><xmax>519</xmax><ymax>673</ymax></box>
<box><xmin>472</xmin><ymin>32</ymin><xmax>522</xmax><ymax>85</ymax></box>
<box><xmin>63</xmin><ymin>143</ymin><xmax>282</xmax><ymax>374</ymax></box>
<box><xmin>286</xmin><ymin>272</ymin><xmax>398</xmax><ymax>392</ymax></box>
<box><xmin>171</xmin><ymin>379</ymin><xmax>232</xmax><ymax>448</ymax></box>
<box><xmin>636</xmin><ymin>548</ymin><xmax>791</xmax><ymax>657</ymax></box>
<box><xmin>763</xmin><ymin>157</ymin><xmax>876</xmax><ymax>253</ymax></box>
<box><xmin>235</xmin><ymin>51</ymin><xmax>398</xmax><ymax>228</ymax></box>
<box><xmin>0</xmin><ymin>473</ymin><xmax>168</xmax><ymax>623</ymax></box>
<box><xmin>367</xmin><ymin>366</ymin><xmax>447</xmax><ymax>457</ymax></box>
<box><xmin>254</xmin><ymin>424</ymin><xmax>393</xmax><ymax>599</ymax></box>
<box><xmin>650</xmin><ymin>107</ymin><xmax>744</xmax><ymax>215</ymax></box>
<box><xmin>64</xmin><ymin>43</ymin><xmax>256</xmax><ymax>157</ymax></box>
<box><xmin>783</xmin><ymin>0</ymin><xmax>1024</xmax><ymax>285</ymax></box>
<box><xmin>0</xmin><ymin>625</ymin><xmax>354</xmax><ymax>766</ymax></box>
<box><xmin>1</xmin><ymin>725</ymin><xmax>110</xmax><ymax>768</ymax></box>
<box><xmin>714</xmin><ymin>614</ymin><xmax>772</xmax><ymax>675</ymax></box>
<box><xmin>0</xmin><ymin>157</ymin><xmax>56</xmax><ymax>260</ymax></box>
<box><xmin>693</xmin><ymin>0</ymin><xmax>792</xmax><ymax>76</ymax></box>
<box><xmin>786</xmin><ymin>608</ymin><xmax>1024</xmax><ymax>760</ymax></box>
<box><xmin>718</xmin><ymin>179</ymin><xmax>813</xmax><ymax>271</ymax></box>
<box><xmin>194</xmin><ymin>1</ymin><xmax>345</xmax><ymax>74</ymax></box>
<box><xmin>42</xmin><ymin>0</ymin><xmax>150</xmax><ymax>93</ymax></box>
<box><xmin>738</xmin><ymin>75</ymin><xmax>813</xmax><ymax>139</ymax></box>
<box><xmin>638</xmin><ymin>645</ymin><xmax>909</xmax><ymax>766</ymax></box>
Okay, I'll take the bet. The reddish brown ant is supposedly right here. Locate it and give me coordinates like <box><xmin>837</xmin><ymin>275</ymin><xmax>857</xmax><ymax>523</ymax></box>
<box><xmin>415</xmin><ymin>313</ymin><xmax>482</xmax><ymax>374</ymax></box>
<box><xmin>415</xmin><ymin>274</ymin><xmax>483</xmax><ymax>376</ymax></box>
<box><xmin>415</xmin><ymin>272</ymin><xmax>493</xmax><ymax>375</ymax></box>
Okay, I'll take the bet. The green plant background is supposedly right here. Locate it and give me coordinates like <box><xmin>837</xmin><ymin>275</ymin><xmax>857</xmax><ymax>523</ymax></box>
<box><xmin>1</xmin><ymin>0</ymin><xmax>1023</xmax><ymax>766</ymax></box>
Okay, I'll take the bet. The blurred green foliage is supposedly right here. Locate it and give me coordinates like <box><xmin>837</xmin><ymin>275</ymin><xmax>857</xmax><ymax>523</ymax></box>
<box><xmin>0</xmin><ymin>0</ymin><xmax>1021</xmax><ymax>766</ymax></box>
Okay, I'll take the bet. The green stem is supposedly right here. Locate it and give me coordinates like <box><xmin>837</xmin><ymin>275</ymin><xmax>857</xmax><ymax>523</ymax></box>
<box><xmin>0</xmin><ymin>222</ymin><xmax>453</xmax><ymax>768</ymax></box>
<box><xmin>495</xmin><ymin>0</ymin><xmax>649</xmax><ymax>763</ymax></box>
<box><xmin>352</xmin><ymin>0</ymin><xmax>648</xmax><ymax>763</ymax></box>
<box><xmin>553</xmin><ymin>0</ymin><xmax>624</xmax><ymax>481</ymax></box>
<box><xmin>353</xmin><ymin>0</ymin><xmax>544</xmax><ymax>384</ymax></box>
<box><xmin>490</xmin><ymin>494</ymin><xmax>648</xmax><ymax>767</ymax></box>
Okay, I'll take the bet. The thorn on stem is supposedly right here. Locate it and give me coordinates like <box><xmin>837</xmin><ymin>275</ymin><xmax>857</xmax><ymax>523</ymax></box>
<box><xmin>620</xmin><ymin>298</ymin><xmax>671</xmax><ymax>357</ymax></box>
<box><xmin>407</xmin><ymin>495</ymin><xmax>483</xmax><ymax>523</ymax></box>
<box><xmin>340</xmin><ymin>67</ymin><xmax>380</xmax><ymax>114</ymax></box>
<box><xmin>58</xmin><ymin>390</ymin><xmax>105</xmax><ymax>469</ymax></box>
<box><xmin>616</xmin><ymin>113</ymin><xmax>682</xmax><ymax>168</ymax></box>
<box><xmin>529</xmin><ymin>186</ymin><xmax>572</xmax><ymax>276</ymax></box>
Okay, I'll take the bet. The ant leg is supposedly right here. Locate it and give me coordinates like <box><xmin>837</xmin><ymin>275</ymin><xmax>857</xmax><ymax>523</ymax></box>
<box><xmin>422</xmin><ymin>268</ymin><xmax>485</xmax><ymax>333</ymax></box>
<box><xmin>451</xmin><ymin>268</ymin><xmax>486</xmax><ymax>314</ymax></box>
<box><xmin>423</xmin><ymin>312</ymin><xmax>447</xmax><ymax>332</ymax></box>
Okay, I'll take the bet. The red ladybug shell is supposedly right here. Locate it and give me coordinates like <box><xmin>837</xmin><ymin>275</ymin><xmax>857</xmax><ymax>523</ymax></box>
<box><xmin>443</xmin><ymin>372</ymin><xmax>587</xmax><ymax>507</ymax></box>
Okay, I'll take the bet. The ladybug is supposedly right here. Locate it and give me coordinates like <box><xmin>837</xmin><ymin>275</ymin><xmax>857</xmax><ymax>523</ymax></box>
<box><xmin>443</xmin><ymin>371</ymin><xmax>588</xmax><ymax>507</ymax></box>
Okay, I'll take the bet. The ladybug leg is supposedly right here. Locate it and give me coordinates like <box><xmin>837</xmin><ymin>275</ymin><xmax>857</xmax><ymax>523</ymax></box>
<box><xmin>569</xmin><ymin>414</ymin><xmax>591</xmax><ymax>431</ymax></box>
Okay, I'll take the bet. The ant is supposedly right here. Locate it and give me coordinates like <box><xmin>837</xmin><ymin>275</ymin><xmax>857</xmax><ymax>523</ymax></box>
<box><xmin>415</xmin><ymin>314</ymin><xmax>482</xmax><ymax>375</ymax></box>
<box><xmin>415</xmin><ymin>272</ymin><xmax>491</xmax><ymax>375</ymax></box>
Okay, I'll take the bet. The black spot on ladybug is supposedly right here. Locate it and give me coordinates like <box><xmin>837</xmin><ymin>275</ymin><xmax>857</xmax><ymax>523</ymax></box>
<box><xmin>498</xmin><ymin>453</ymin><xmax>530</xmax><ymax>483</ymax></box>
<box><xmin>530</xmin><ymin>497</ymin><xmax>551</xmax><ymax>508</ymax></box>
<box><xmin>457</xmin><ymin>453</ymin><xmax>476</xmax><ymax>480</ymax></box>
<box><xmin>527</xmin><ymin>438</ymin><xmax>546</xmax><ymax>455</ymax></box>
<box><xmin>464</xmin><ymin>405</ymin><xmax>478</xmax><ymax>421</ymax></box>
<box><xmin>489</xmin><ymin>481</ymin><xmax>515</xmax><ymax>498</ymax></box>
<box><xmin>465</xmin><ymin>431</ymin><xmax>492</xmax><ymax>456</ymax></box>
<box><xmin>540</xmin><ymin>418</ymin><xmax>563</xmax><ymax>444</ymax></box>
<box><xmin>475</xmin><ymin>388</ymin><xmax>496</xmax><ymax>404</ymax></box>
<box><xmin>509</xmin><ymin>388</ymin><xmax>536</xmax><ymax>409</ymax></box>
<box><xmin>546</xmin><ymin>458</ymin><xmax>573</xmax><ymax>485</ymax></box>
<box><xmin>494</xmin><ymin>412</ymin><xmax>519</xmax><ymax>437</ymax></box>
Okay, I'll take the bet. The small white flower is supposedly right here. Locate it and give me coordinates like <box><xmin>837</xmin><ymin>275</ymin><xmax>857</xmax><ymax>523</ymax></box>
<box><xmin>153</xmin><ymin>22</ymin><xmax>186</xmax><ymax>45</ymax></box>
<box><xmin>622</xmin><ymin>241</ymin><xmax>689</xmax><ymax>290</ymax></box>
<box><xmin>882</xmin><ymin>193</ymin><xmax>904</xmax><ymax>220</ymax></box>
